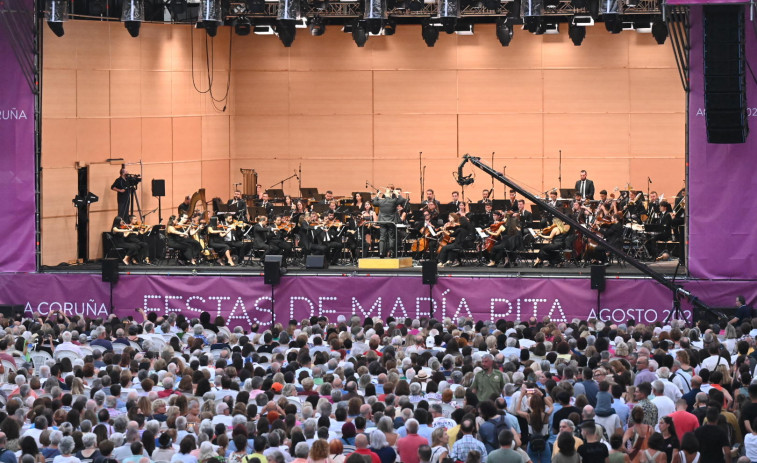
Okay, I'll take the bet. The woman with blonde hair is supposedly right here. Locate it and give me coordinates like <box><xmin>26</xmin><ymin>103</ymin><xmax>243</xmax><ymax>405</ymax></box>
<box><xmin>533</xmin><ymin>218</ymin><xmax>570</xmax><ymax>268</ymax></box>
<box><xmin>308</xmin><ymin>439</ymin><xmax>332</xmax><ymax>463</ymax></box>
<box><xmin>429</xmin><ymin>427</ymin><xmax>449</xmax><ymax>463</ymax></box>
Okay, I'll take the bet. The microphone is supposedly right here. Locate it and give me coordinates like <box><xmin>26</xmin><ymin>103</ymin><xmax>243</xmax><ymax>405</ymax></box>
<box><xmin>648</xmin><ymin>177</ymin><xmax>653</xmax><ymax>184</ymax></box>
<box><xmin>294</xmin><ymin>170</ymin><xmax>300</xmax><ymax>180</ymax></box>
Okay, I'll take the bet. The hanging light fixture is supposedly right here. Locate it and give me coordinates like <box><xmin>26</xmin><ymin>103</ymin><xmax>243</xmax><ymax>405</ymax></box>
<box><xmin>438</xmin><ymin>0</ymin><xmax>459</xmax><ymax>33</ymax></box>
<box><xmin>364</xmin><ymin>0</ymin><xmax>386</xmax><ymax>34</ymax></box>
<box><xmin>121</xmin><ymin>0</ymin><xmax>144</xmax><ymax>37</ymax></box>
<box><xmin>199</xmin><ymin>0</ymin><xmax>222</xmax><ymax>36</ymax></box>
<box><xmin>44</xmin><ymin>0</ymin><xmax>68</xmax><ymax>37</ymax></box>
<box><xmin>276</xmin><ymin>0</ymin><xmax>298</xmax><ymax>46</ymax></box>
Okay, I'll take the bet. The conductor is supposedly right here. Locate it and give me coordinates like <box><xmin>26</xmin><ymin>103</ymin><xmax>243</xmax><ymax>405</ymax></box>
<box><xmin>372</xmin><ymin>186</ymin><xmax>407</xmax><ymax>258</ymax></box>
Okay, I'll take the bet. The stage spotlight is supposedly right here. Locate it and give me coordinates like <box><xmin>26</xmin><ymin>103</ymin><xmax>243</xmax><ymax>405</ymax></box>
<box><xmin>45</xmin><ymin>0</ymin><xmax>68</xmax><ymax>37</ymax></box>
<box><xmin>421</xmin><ymin>19</ymin><xmax>439</xmax><ymax>46</ymax></box>
<box><xmin>495</xmin><ymin>17</ymin><xmax>512</xmax><ymax>45</ymax></box>
<box><xmin>603</xmin><ymin>13</ymin><xmax>622</xmax><ymax>33</ymax></box>
<box><xmin>365</xmin><ymin>0</ymin><xmax>386</xmax><ymax>34</ymax></box>
<box><xmin>383</xmin><ymin>19</ymin><xmax>396</xmax><ymax>35</ymax></box>
<box><xmin>439</xmin><ymin>0</ymin><xmax>459</xmax><ymax>33</ymax></box>
<box><xmin>199</xmin><ymin>0</ymin><xmax>222</xmax><ymax>36</ymax></box>
<box><xmin>352</xmin><ymin>20</ymin><xmax>368</xmax><ymax>46</ymax></box>
<box><xmin>276</xmin><ymin>19</ymin><xmax>296</xmax><ymax>46</ymax></box>
<box><xmin>121</xmin><ymin>0</ymin><xmax>144</xmax><ymax>37</ymax></box>
<box><xmin>234</xmin><ymin>16</ymin><xmax>252</xmax><ymax>35</ymax></box>
<box><xmin>598</xmin><ymin>0</ymin><xmax>619</xmax><ymax>14</ymax></box>
<box><xmin>308</xmin><ymin>15</ymin><xmax>326</xmax><ymax>35</ymax></box>
<box><xmin>568</xmin><ymin>22</ymin><xmax>585</xmax><ymax>44</ymax></box>
<box><xmin>651</xmin><ymin>17</ymin><xmax>667</xmax><ymax>44</ymax></box>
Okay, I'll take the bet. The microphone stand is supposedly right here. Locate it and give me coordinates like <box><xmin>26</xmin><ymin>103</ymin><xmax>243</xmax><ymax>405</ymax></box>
<box><xmin>268</xmin><ymin>173</ymin><xmax>298</xmax><ymax>192</ymax></box>
<box><xmin>558</xmin><ymin>149</ymin><xmax>562</xmax><ymax>191</ymax></box>
<box><xmin>647</xmin><ymin>177</ymin><xmax>652</xmax><ymax>204</ymax></box>
<box><xmin>419</xmin><ymin>152</ymin><xmax>423</xmax><ymax>200</ymax></box>
<box><xmin>490</xmin><ymin>152</ymin><xmax>495</xmax><ymax>199</ymax></box>
<box><xmin>298</xmin><ymin>164</ymin><xmax>302</xmax><ymax>192</ymax></box>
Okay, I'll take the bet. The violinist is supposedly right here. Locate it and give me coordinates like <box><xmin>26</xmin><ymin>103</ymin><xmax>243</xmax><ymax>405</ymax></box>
<box><xmin>223</xmin><ymin>214</ymin><xmax>251</xmax><ymax>264</ymax></box>
<box><xmin>438</xmin><ymin>213</ymin><xmax>468</xmax><ymax>268</ymax></box>
<box><xmin>207</xmin><ymin>217</ymin><xmax>235</xmax><ymax>266</ymax></box>
<box><xmin>488</xmin><ymin>211</ymin><xmax>522</xmax><ymax>268</ymax></box>
<box><xmin>424</xmin><ymin>201</ymin><xmax>441</xmax><ymax>224</ymax></box>
<box><xmin>305</xmin><ymin>212</ymin><xmax>328</xmax><ymax>258</ymax></box>
<box><xmin>188</xmin><ymin>214</ymin><xmax>208</xmax><ymax>258</ymax></box>
<box><xmin>178</xmin><ymin>195</ymin><xmax>191</xmax><ymax>217</ymax></box>
<box><xmin>166</xmin><ymin>215</ymin><xmax>200</xmax><ymax>265</ymax></box>
<box><xmin>596</xmin><ymin>213</ymin><xmax>624</xmax><ymax>264</ymax></box>
<box><xmin>125</xmin><ymin>215</ymin><xmax>151</xmax><ymax>265</ymax></box>
<box><xmin>533</xmin><ymin>218</ymin><xmax>570</xmax><ymax>268</ymax></box>
<box><xmin>111</xmin><ymin>216</ymin><xmax>142</xmax><ymax>266</ymax></box>
<box><xmin>321</xmin><ymin>211</ymin><xmax>344</xmax><ymax>265</ymax></box>
<box><xmin>485</xmin><ymin>210</ymin><xmax>507</xmax><ymax>267</ymax></box>
<box><xmin>252</xmin><ymin>216</ymin><xmax>273</xmax><ymax>258</ymax></box>
<box><xmin>595</xmin><ymin>189</ymin><xmax>617</xmax><ymax>219</ymax></box>
<box><xmin>269</xmin><ymin>215</ymin><xmax>293</xmax><ymax>264</ymax></box>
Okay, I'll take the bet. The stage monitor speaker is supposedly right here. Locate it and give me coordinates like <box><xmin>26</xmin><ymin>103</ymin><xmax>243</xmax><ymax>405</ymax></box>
<box><xmin>590</xmin><ymin>264</ymin><xmax>605</xmax><ymax>292</ymax></box>
<box><xmin>152</xmin><ymin>179</ymin><xmax>166</xmax><ymax>197</ymax></box>
<box><xmin>703</xmin><ymin>5</ymin><xmax>748</xmax><ymax>144</ymax></box>
<box><xmin>264</xmin><ymin>255</ymin><xmax>282</xmax><ymax>285</ymax></box>
<box><xmin>422</xmin><ymin>260</ymin><xmax>437</xmax><ymax>285</ymax></box>
<box><xmin>0</xmin><ymin>305</ymin><xmax>24</xmax><ymax>319</ymax></box>
<box><xmin>102</xmin><ymin>259</ymin><xmax>120</xmax><ymax>283</ymax></box>
<box><xmin>305</xmin><ymin>255</ymin><xmax>329</xmax><ymax>269</ymax></box>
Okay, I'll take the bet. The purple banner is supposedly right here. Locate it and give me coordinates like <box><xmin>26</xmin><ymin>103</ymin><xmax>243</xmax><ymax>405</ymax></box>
<box><xmin>666</xmin><ymin>0</ymin><xmax>748</xmax><ymax>4</ymax></box>
<box><xmin>0</xmin><ymin>9</ymin><xmax>36</xmax><ymax>272</ymax></box>
<box><xmin>3</xmin><ymin>273</ymin><xmax>756</xmax><ymax>329</ymax></box>
<box><xmin>688</xmin><ymin>5</ymin><xmax>757</xmax><ymax>279</ymax></box>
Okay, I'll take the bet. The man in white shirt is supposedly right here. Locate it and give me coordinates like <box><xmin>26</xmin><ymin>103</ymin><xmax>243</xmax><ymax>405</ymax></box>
<box><xmin>656</xmin><ymin>367</ymin><xmax>683</xmax><ymax>402</ymax></box>
<box><xmin>651</xmin><ymin>380</ymin><xmax>676</xmax><ymax>419</ymax></box>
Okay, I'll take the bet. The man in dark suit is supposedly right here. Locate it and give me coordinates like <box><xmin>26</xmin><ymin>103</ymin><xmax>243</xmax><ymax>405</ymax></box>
<box><xmin>575</xmin><ymin>170</ymin><xmax>595</xmax><ymax>200</ymax></box>
<box><xmin>227</xmin><ymin>190</ymin><xmax>248</xmax><ymax>221</ymax></box>
<box><xmin>516</xmin><ymin>200</ymin><xmax>533</xmax><ymax>227</ymax></box>
<box><xmin>259</xmin><ymin>192</ymin><xmax>274</xmax><ymax>218</ymax></box>
<box><xmin>372</xmin><ymin>189</ymin><xmax>407</xmax><ymax>258</ymax></box>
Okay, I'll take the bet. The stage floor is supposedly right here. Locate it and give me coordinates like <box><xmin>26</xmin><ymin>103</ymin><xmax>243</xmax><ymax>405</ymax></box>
<box><xmin>42</xmin><ymin>259</ymin><xmax>686</xmax><ymax>279</ymax></box>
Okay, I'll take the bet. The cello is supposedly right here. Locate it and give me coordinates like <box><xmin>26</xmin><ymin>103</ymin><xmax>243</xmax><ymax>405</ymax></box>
<box><xmin>483</xmin><ymin>220</ymin><xmax>506</xmax><ymax>253</ymax></box>
<box><xmin>436</xmin><ymin>222</ymin><xmax>459</xmax><ymax>253</ymax></box>
<box><xmin>411</xmin><ymin>224</ymin><xmax>434</xmax><ymax>253</ymax></box>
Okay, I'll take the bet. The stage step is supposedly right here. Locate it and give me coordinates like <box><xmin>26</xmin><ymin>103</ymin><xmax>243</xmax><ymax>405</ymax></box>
<box><xmin>358</xmin><ymin>257</ymin><xmax>413</xmax><ymax>269</ymax></box>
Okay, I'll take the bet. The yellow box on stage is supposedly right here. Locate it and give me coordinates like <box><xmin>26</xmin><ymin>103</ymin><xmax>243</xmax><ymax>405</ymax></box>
<box><xmin>358</xmin><ymin>257</ymin><xmax>413</xmax><ymax>269</ymax></box>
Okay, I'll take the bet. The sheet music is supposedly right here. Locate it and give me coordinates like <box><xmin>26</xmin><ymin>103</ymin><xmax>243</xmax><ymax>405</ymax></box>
<box><xmin>426</xmin><ymin>224</ymin><xmax>437</xmax><ymax>237</ymax></box>
<box><xmin>475</xmin><ymin>227</ymin><xmax>487</xmax><ymax>239</ymax></box>
<box><xmin>527</xmin><ymin>228</ymin><xmax>538</xmax><ymax>238</ymax></box>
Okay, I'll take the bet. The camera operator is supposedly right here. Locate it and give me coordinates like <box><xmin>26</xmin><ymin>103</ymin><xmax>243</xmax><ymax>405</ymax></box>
<box><xmin>111</xmin><ymin>168</ymin><xmax>132</xmax><ymax>218</ymax></box>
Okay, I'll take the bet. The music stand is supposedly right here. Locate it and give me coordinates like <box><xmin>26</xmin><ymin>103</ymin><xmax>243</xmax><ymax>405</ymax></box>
<box><xmin>406</xmin><ymin>203</ymin><xmax>423</xmax><ymax>212</ymax></box>
<box><xmin>468</xmin><ymin>203</ymin><xmax>485</xmax><ymax>214</ymax></box>
<box><xmin>312</xmin><ymin>203</ymin><xmax>329</xmax><ymax>214</ymax></box>
<box><xmin>266</xmin><ymin>189</ymin><xmax>285</xmax><ymax>200</ymax></box>
<box><xmin>438</xmin><ymin>204</ymin><xmax>456</xmax><ymax>216</ymax></box>
<box><xmin>299</xmin><ymin>187</ymin><xmax>319</xmax><ymax>199</ymax></box>
<box><xmin>248</xmin><ymin>206</ymin><xmax>268</xmax><ymax>220</ymax></box>
<box><xmin>560</xmin><ymin>188</ymin><xmax>575</xmax><ymax>199</ymax></box>
<box><xmin>272</xmin><ymin>206</ymin><xmax>290</xmax><ymax>217</ymax></box>
<box><xmin>492</xmin><ymin>199</ymin><xmax>509</xmax><ymax>211</ymax></box>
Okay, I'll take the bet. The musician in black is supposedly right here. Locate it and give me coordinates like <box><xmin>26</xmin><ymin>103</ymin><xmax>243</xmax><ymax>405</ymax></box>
<box><xmin>224</xmin><ymin>214</ymin><xmax>251</xmax><ymax>264</ymax></box>
<box><xmin>321</xmin><ymin>211</ymin><xmax>345</xmax><ymax>265</ymax></box>
<box><xmin>533</xmin><ymin>218</ymin><xmax>570</xmax><ymax>268</ymax></box>
<box><xmin>478</xmin><ymin>189</ymin><xmax>492</xmax><ymax>204</ymax></box>
<box><xmin>178</xmin><ymin>196</ymin><xmax>191</xmax><ymax>217</ymax></box>
<box><xmin>438</xmin><ymin>213</ymin><xmax>469</xmax><ymax>267</ymax></box>
<box><xmin>422</xmin><ymin>189</ymin><xmax>440</xmax><ymax>208</ymax></box>
<box><xmin>111</xmin><ymin>168</ymin><xmax>131</xmax><ymax>219</ymax></box>
<box><xmin>111</xmin><ymin>216</ymin><xmax>142</xmax><ymax>266</ymax></box>
<box><xmin>372</xmin><ymin>189</ymin><xmax>407</xmax><ymax>258</ymax></box>
<box><xmin>207</xmin><ymin>216</ymin><xmax>235</xmax><ymax>266</ymax></box>
<box><xmin>658</xmin><ymin>201</ymin><xmax>673</xmax><ymax>241</ymax></box>
<box><xmin>597</xmin><ymin>213</ymin><xmax>624</xmax><ymax>264</ymax></box>
<box><xmin>413</xmin><ymin>210</ymin><xmax>440</xmax><ymax>260</ymax></box>
<box><xmin>125</xmin><ymin>215</ymin><xmax>150</xmax><ymax>265</ymax></box>
<box><xmin>646</xmin><ymin>191</ymin><xmax>661</xmax><ymax>224</ymax></box>
<box><xmin>508</xmin><ymin>190</ymin><xmax>519</xmax><ymax>213</ymax></box>
<box><xmin>228</xmin><ymin>190</ymin><xmax>248</xmax><ymax>221</ymax></box>
<box><xmin>258</xmin><ymin>193</ymin><xmax>274</xmax><ymax>218</ymax></box>
<box><xmin>166</xmin><ymin>215</ymin><xmax>201</xmax><ymax>265</ymax></box>
<box><xmin>481</xmin><ymin>202</ymin><xmax>495</xmax><ymax>227</ymax></box>
<box><xmin>575</xmin><ymin>170</ymin><xmax>595</xmax><ymax>200</ymax></box>
<box><xmin>450</xmin><ymin>191</ymin><xmax>461</xmax><ymax>210</ymax></box>
<box><xmin>269</xmin><ymin>215</ymin><xmax>294</xmax><ymax>265</ymax></box>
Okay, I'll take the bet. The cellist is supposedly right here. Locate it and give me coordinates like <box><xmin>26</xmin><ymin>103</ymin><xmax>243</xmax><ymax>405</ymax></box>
<box><xmin>485</xmin><ymin>210</ymin><xmax>507</xmax><ymax>267</ymax></box>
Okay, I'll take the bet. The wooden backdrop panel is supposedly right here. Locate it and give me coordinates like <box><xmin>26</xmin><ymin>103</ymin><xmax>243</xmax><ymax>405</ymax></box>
<box><xmin>288</xmin><ymin>115</ymin><xmax>373</xmax><ymax>160</ymax></box>
<box><xmin>172</xmin><ymin>117</ymin><xmax>203</xmax><ymax>162</ymax></box>
<box><xmin>42</xmin><ymin>168</ymin><xmax>78</xmax><ymax>218</ymax></box>
<box><xmin>88</xmin><ymin>211</ymin><xmax>115</xmax><ymax>260</ymax></box>
<box><xmin>458</xmin><ymin>70</ymin><xmax>544</xmax><ymax>115</ymax></box>
<box><xmin>109</xmin><ymin>24</ymin><xmax>141</xmax><ymax>71</ymax></box>
<box><xmin>289</xmin><ymin>29</ymin><xmax>375</xmax><ymax>72</ymax></box>
<box><xmin>172</xmin><ymin>161</ymin><xmax>203</xmax><ymax>208</ymax></box>
<box><xmin>230</xmin><ymin>115</ymin><xmax>290</xmax><ymax>158</ymax></box>
<box><xmin>76</xmin><ymin>119</ymin><xmax>111</xmax><ymax>165</ymax></box>
<box><xmin>142</xmin><ymin>118</ymin><xmax>173</xmax><ymax>163</ymax></box>
<box><xmin>629</xmin><ymin>68</ymin><xmax>686</xmax><ymax>114</ymax></box>
<box><xmin>373</xmin><ymin>70</ymin><xmax>458</xmax><ymax>115</ymax></box>
<box><xmin>289</xmin><ymin>71</ymin><xmax>373</xmax><ymax>115</ymax></box>
<box><xmin>458</xmin><ymin>114</ymin><xmax>544</xmax><ymax>157</ymax></box>
<box><xmin>629</xmin><ymin>114</ymin><xmax>685</xmax><ymax>157</ymax></box>
<box><xmin>111</xmin><ymin>118</ymin><xmax>143</xmax><ymax>160</ymax></box>
<box><xmin>140</xmin><ymin>71</ymin><xmax>173</xmax><ymax>118</ymax></box>
<box><xmin>456</xmin><ymin>27</ymin><xmax>544</xmax><ymax>70</ymax></box>
<box><xmin>543</xmin><ymin>69</ymin><xmax>630</xmax><ymax>114</ymax></box>
<box><xmin>42</xmin><ymin>119</ymin><xmax>77</xmax><ymax>169</ymax></box>
<box><xmin>73</xmin><ymin>21</ymin><xmax>111</xmax><ymax>70</ymax></box>
<box><xmin>541</xmin><ymin>28</ymin><xmax>630</xmax><ymax>69</ymax></box>
<box><xmin>42</xmin><ymin>69</ymin><xmax>77</xmax><ymax>118</ymax></box>
<box><xmin>76</xmin><ymin>70</ymin><xmax>110</xmax><ymax>118</ymax></box>
<box><xmin>201</xmin><ymin>115</ymin><xmax>230</xmax><ymax>160</ymax></box>
<box><xmin>42</xmin><ymin>217</ymin><xmax>78</xmax><ymax>266</ymax></box>
<box><xmin>171</xmin><ymin>71</ymin><xmax>205</xmax><ymax>116</ymax></box>
<box><xmin>543</xmin><ymin>113</ymin><xmax>631</xmax><ymax>158</ymax></box>
<box><xmin>201</xmin><ymin>159</ymin><xmax>232</xmax><ymax>201</ymax></box>
<box><xmin>370</xmin><ymin>26</ymin><xmax>459</xmax><ymax>71</ymax></box>
<box><xmin>629</xmin><ymin>158</ymin><xmax>685</xmax><ymax>199</ymax></box>
<box><xmin>233</xmin><ymin>71</ymin><xmax>290</xmax><ymax>116</ymax></box>
<box><xmin>139</xmin><ymin>163</ymin><xmax>174</xmax><ymax>216</ymax></box>
<box><xmin>109</xmin><ymin>70</ymin><xmax>142</xmax><ymax>118</ymax></box>
<box><xmin>373</xmin><ymin>115</ymin><xmax>458</xmax><ymax>160</ymax></box>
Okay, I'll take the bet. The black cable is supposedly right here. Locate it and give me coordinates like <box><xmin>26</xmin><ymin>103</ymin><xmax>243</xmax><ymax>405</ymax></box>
<box><xmin>209</xmin><ymin>32</ymin><xmax>233</xmax><ymax>109</ymax></box>
<box><xmin>190</xmin><ymin>25</ymin><xmax>211</xmax><ymax>94</ymax></box>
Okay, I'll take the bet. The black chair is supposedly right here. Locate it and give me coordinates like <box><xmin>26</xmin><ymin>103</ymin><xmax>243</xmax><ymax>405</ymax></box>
<box><xmin>103</xmin><ymin>232</ymin><xmax>126</xmax><ymax>260</ymax></box>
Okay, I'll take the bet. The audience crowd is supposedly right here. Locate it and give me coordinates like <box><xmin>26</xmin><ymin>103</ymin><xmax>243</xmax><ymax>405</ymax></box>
<box><xmin>0</xmin><ymin>308</ymin><xmax>755</xmax><ymax>463</ymax></box>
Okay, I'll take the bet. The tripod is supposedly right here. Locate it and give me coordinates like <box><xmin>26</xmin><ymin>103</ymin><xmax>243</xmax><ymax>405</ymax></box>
<box><xmin>128</xmin><ymin>185</ymin><xmax>143</xmax><ymax>221</ymax></box>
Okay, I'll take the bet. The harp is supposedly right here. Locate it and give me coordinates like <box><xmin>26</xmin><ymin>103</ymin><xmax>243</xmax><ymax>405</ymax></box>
<box><xmin>188</xmin><ymin>188</ymin><xmax>210</xmax><ymax>222</ymax></box>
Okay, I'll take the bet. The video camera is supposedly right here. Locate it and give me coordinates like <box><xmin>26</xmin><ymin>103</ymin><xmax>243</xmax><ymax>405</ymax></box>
<box><xmin>125</xmin><ymin>173</ymin><xmax>142</xmax><ymax>188</ymax></box>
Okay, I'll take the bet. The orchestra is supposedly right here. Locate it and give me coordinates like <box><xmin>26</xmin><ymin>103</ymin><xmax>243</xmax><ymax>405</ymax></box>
<box><xmin>106</xmin><ymin>170</ymin><xmax>685</xmax><ymax>268</ymax></box>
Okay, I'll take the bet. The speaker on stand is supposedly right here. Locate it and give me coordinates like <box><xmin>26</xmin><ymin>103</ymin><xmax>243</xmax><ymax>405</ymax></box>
<box><xmin>591</xmin><ymin>264</ymin><xmax>605</xmax><ymax>316</ymax></box>
<box><xmin>102</xmin><ymin>258</ymin><xmax>120</xmax><ymax>313</ymax></box>
<box><xmin>264</xmin><ymin>255</ymin><xmax>283</xmax><ymax>325</ymax></box>
<box><xmin>422</xmin><ymin>260</ymin><xmax>437</xmax><ymax>317</ymax></box>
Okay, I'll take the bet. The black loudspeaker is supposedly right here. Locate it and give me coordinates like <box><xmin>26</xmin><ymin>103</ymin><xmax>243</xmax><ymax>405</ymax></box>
<box><xmin>102</xmin><ymin>259</ymin><xmax>120</xmax><ymax>283</ymax></box>
<box><xmin>151</xmin><ymin>179</ymin><xmax>166</xmax><ymax>197</ymax></box>
<box><xmin>0</xmin><ymin>305</ymin><xmax>24</xmax><ymax>319</ymax></box>
<box><xmin>703</xmin><ymin>5</ymin><xmax>748</xmax><ymax>144</ymax></box>
<box><xmin>590</xmin><ymin>264</ymin><xmax>605</xmax><ymax>292</ymax></box>
<box><xmin>305</xmin><ymin>255</ymin><xmax>329</xmax><ymax>269</ymax></box>
<box><xmin>422</xmin><ymin>260</ymin><xmax>437</xmax><ymax>285</ymax></box>
<box><xmin>264</xmin><ymin>255</ymin><xmax>282</xmax><ymax>285</ymax></box>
